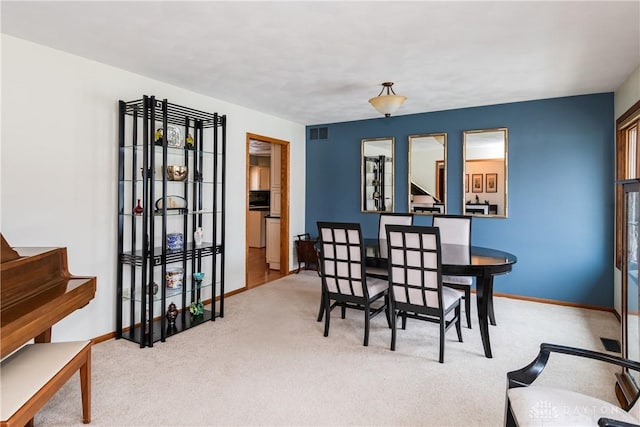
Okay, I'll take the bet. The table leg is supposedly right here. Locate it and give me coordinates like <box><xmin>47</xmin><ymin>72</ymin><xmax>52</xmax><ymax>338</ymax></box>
<box><xmin>476</xmin><ymin>273</ymin><xmax>494</xmax><ymax>358</ymax></box>
<box><xmin>488</xmin><ymin>291</ymin><xmax>497</xmax><ymax>326</ymax></box>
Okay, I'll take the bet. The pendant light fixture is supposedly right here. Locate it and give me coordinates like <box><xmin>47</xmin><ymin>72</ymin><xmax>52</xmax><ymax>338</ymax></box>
<box><xmin>368</xmin><ymin>82</ymin><xmax>407</xmax><ymax>117</ymax></box>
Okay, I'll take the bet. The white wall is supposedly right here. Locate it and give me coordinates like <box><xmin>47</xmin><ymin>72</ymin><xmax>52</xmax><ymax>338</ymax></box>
<box><xmin>0</xmin><ymin>35</ymin><xmax>306</xmax><ymax>341</ymax></box>
<box><xmin>614</xmin><ymin>64</ymin><xmax>640</xmax><ymax>316</ymax></box>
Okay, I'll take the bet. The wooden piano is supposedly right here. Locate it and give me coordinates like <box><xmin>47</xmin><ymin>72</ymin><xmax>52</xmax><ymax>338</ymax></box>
<box><xmin>0</xmin><ymin>234</ymin><xmax>96</xmax><ymax>426</ymax></box>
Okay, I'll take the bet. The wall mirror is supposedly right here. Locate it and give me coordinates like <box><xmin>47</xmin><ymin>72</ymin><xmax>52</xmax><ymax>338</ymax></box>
<box><xmin>463</xmin><ymin>128</ymin><xmax>508</xmax><ymax>218</ymax></box>
<box><xmin>408</xmin><ymin>133</ymin><xmax>446</xmax><ymax>214</ymax></box>
<box><xmin>361</xmin><ymin>137</ymin><xmax>394</xmax><ymax>212</ymax></box>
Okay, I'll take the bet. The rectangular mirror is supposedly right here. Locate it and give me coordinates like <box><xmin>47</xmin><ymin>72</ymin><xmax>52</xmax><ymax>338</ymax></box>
<box><xmin>408</xmin><ymin>133</ymin><xmax>446</xmax><ymax>214</ymax></box>
<box><xmin>361</xmin><ymin>137</ymin><xmax>394</xmax><ymax>212</ymax></box>
<box><xmin>463</xmin><ymin>128</ymin><xmax>508</xmax><ymax>218</ymax></box>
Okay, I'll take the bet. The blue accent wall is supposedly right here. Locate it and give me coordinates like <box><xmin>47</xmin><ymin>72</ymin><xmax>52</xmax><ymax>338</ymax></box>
<box><xmin>306</xmin><ymin>94</ymin><xmax>615</xmax><ymax>308</ymax></box>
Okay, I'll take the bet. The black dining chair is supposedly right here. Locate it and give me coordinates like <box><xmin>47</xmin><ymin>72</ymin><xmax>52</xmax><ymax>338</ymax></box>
<box><xmin>365</xmin><ymin>213</ymin><xmax>414</xmax><ymax>280</ymax></box>
<box><xmin>505</xmin><ymin>343</ymin><xmax>640</xmax><ymax>426</ymax></box>
<box><xmin>316</xmin><ymin>221</ymin><xmax>390</xmax><ymax>346</ymax></box>
<box><xmin>432</xmin><ymin>214</ymin><xmax>474</xmax><ymax>329</ymax></box>
<box><xmin>385</xmin><ymin>224</ymin><xmax>463</xmax><ymax>363</ymax></box>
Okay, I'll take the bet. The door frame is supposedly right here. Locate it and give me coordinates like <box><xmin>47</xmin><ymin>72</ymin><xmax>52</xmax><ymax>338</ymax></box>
<box><xmin>245</xmin><ymin>132</ymin><xmax>290</xmax><ymax>285</ymax></box>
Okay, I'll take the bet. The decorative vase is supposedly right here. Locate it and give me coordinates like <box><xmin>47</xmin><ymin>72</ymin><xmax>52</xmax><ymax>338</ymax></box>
<box><xmin>194</xmin><ymin>227</ymin><xmax>204</xmax><ymax>245</ymax></box>
<box><xmin>133</xmin><ymin>199</ymin><xmax>143</xmax><ymax>215</ymax></box>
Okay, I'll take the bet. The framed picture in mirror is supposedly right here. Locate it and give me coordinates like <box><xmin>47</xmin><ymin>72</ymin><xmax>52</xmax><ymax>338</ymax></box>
<box><xmin>465</xmin><ymin>174</ymin><xmax>469</xmax><ymax>193</ymax></box>
<box><xmin>472</xmin><ymin>174</ymin><xmax>483</xmax><ymax>193</ymax></box>
<box><xmin>486</xmin><ymin>173</ymin><xmax>497</xmax><ymax>193</ymax></box>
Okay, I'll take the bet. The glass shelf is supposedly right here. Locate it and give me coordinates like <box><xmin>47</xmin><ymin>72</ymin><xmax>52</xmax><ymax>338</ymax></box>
<box><xmin>121</xmin><ymin>209</ymin><xmax>217</xmax><ymax>217</ymax></box>
<box><xmin>120</xmin><ymin>243</ymin><xmax>222</xmax><ymax>266</ymax></box>
<box><xmin>119</xmin><ymin>179</ymin><xmax>216</xmax><ymax>185</ymax></box>
<box><xmin>120</xmin><ymin>144</ymin><xmax>220</xmax><ymax>156</ymax></box>
<box><xmin>122</xmin><ymin>281</ymin><xmax>214</xmax><ymax>302</ymax></box>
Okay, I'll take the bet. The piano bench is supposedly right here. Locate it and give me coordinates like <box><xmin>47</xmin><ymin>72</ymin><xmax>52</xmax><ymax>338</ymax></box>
<box><xmin>0</xmin><ymin>340</ymin><xmax>92</xmax><ymax>426</ymax></box>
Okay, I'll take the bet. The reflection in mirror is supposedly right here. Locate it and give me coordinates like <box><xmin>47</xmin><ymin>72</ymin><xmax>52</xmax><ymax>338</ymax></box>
<box><xmin>361</xmin><ymin>137</ymin><xmax>394</xmax><ymax>212</ymax></box>
<box><xmin>408</xmin><ymin>133</ymin><xmax>446</xmax><ymax>214</ymax></box>
<box><xmin>463</xmin><ymin>128</ymin><xmax>508</xmax><ymax>218</ymax></box>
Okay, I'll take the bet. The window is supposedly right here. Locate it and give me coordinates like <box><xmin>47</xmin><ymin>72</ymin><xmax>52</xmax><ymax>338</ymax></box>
<box><xmin>616</xmin><ymin>101</ymin><xmax>640</xmax><ymax>268</ymax></box>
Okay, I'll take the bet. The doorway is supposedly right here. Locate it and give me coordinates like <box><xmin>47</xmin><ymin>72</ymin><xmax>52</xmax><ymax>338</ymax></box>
<box><xmin>245</xmin><ymin>133</ymin><xmax>289</xmax><ymax>288</ymax></box>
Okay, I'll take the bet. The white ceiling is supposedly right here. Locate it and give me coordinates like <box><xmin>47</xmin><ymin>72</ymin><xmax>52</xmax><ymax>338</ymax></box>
<box><xmin>2</xmin><ymin>1</ymin><xmax>639</xmax><ymax>125</ymax></box>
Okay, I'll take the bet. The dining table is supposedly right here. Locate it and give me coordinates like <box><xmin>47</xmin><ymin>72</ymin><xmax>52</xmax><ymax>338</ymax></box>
<box><xmin>364</xmin><ymin>239</ymin><xmax>517</xmax><ymax>358</ymax></box>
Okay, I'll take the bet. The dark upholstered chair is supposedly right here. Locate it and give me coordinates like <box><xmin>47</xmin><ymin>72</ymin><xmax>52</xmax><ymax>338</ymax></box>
<box><xmin>432</xmin><ymin>214</ymin><xmax>474</xmax><ymax>328</ymax></box>
<box><xmin>505</xmin><ymin>343</ymin><xmax>640</xmax><ymax>427</ymax></box>
<box><xmin>316</xmin><ymin>221</ymin><xmax>389</xmax><ymax>346</ymax></box>
<box><xmin>385</xmin><ymin>224</ymin><xmax>463</xmax><ymax>363</ymax></box>
<box><xmin>365</xmin><ymin>213</ymin><xmax>414</xmax><ymax>280</ymax></box>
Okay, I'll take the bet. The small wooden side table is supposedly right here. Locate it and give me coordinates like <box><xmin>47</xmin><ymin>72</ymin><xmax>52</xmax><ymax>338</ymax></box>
<box><xmin>294</xmin><ymin>233</ymin><xmax>318</xmax><ymax>273</ymax></box>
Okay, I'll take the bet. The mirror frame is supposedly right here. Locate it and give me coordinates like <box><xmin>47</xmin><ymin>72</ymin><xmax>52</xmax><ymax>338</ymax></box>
<box><xmin>361</xmin><ymin>137</ymin><xmax>395</xmax><ymax>213</ymax></box>
<box><xmin>407</xmin><ymin>132</ymin><xmax>447</xmax><ymax>215</ymax></box>
<box><xmin>462</xmin><ymin>128</ymin><xmax>508</xmax><ymax>218</ymax></box>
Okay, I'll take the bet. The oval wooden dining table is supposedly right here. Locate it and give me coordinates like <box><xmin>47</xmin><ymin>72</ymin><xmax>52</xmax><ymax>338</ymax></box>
<box><xmin>364</xmin><ymin>239</ymin><xmax>517</xmax><ymax>358</ymax></box>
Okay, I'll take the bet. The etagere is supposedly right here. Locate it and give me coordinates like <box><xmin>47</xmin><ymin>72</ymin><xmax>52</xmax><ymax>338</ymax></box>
<box><xmin>116</xmin><ymin>95</ymin><xmax>226</xmax><ymax>348</ymax></box>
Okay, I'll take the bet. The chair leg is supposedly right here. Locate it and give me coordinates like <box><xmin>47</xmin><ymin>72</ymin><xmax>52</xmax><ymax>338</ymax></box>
<box><xmin>363</xmin><ymin>304</ymin><xmax>370</xmax><ymax>346</ymax></box>
<box><xmin>385</xmin><ymin>295</ymin><xmax>392</xmax><ymax>328</ymax></box>
<box><xmin>323</xmin><ymin>294</ymin><xmax>331</xmax><ymax>337</ymax></box>
<box><xmin>505</xmin><ymin>400</ymin><xmax>517</xmax><ymax>427</ymax></box>
<box><xmin>439</xmin><ymin>318</ymin><xmax>445</xmax><ymax>363</ymax></box>
<box><xmin>341</xmin><ymin>303</ymin><xmax>346</xmax><ymax>319</ymax></box>
<box><xmin>401</xmin><ymin>311</ymin><xmax>407</xmax><ymax>330</ymax></box>
<box><xmin>464</xmin><ymin>288</ymin><xmax>472</xmax><ymax>329</ymax></box>
<box><xmin>317</xmin><ymin>292</ymin><xmax>325</xmax><ymax>322</ymax></box>
<box><xmin>455</xmin><ymin>304</ymin><xmax>463</xmax><ymax>343</ymax></box>
<box><xmin>390</xmin><ymin>306</ymin><xmax>397</xmax><ymax>351</ymax></box>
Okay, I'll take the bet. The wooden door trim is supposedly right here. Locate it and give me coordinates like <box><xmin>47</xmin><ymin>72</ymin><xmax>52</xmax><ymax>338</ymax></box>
<box><xmin>245</xmin><ymin>133</ymin><xmax>290</xmax><ymax>283</ymax></box>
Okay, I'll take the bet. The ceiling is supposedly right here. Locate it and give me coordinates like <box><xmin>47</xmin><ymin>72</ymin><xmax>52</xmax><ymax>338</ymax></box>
<box><xmin>2</xmin><ymin>1</ymin><xmax>639</xmax><ymax>125</ymax></box>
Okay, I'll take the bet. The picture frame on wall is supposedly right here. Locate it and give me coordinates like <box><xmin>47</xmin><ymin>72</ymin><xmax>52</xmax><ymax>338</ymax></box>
<box><xmin>465</xmin><ymin>174</ymin><xmax>469</xmax><ymax>193</ymax></box>
<box><xmin>486</xmin><ymin>173</ymin><xmax>498</xmax><ymax>193</ymax></box>
<box><xmin>472</xmin><ymin>174</ymin><xmax>483</xmax><ymax>193</ymax></box>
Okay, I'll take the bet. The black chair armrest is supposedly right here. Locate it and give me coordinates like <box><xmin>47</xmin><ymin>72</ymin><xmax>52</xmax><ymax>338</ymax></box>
<box><xmin>598</xmin><ymin>417</ymin><xmax>640</xmax><ymax>427</ymax></box>
<box><xmin>508</xmin><ymin>343</ymin><xmax>640</xmax><ymax>389</ymax></box>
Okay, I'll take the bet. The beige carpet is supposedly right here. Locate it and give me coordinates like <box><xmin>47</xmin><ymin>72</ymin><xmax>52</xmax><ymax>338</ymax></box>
<box><xmin>36</xmin><ymin>271</ymin><xmax>620</xmax><ymax>426</ymax></box>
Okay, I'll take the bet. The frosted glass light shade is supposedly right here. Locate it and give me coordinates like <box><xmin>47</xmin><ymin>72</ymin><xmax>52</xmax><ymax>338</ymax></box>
<box><xmin>369</xmin><ymin>94</ymin><xmax>407</xmax><ymax>117</ymax></box>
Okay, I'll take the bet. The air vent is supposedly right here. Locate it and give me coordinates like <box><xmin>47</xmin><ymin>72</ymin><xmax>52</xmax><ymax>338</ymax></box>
<box><xmin>309</xmin><ymin>127</ymin><xmax>328</xmax><ymax>140</ymax></box>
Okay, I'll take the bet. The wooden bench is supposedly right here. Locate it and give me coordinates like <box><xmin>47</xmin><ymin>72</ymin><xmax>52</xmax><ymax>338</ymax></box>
<box><xmin>0</xmin><ymin>340</ymin><xmax>91</xmax><ymax>426</ymax></box>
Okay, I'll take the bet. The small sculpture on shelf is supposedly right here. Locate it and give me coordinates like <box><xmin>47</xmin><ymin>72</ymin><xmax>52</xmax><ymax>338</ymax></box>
<box><xmin>193</xmin><ymin>271</ymin><xmax>205</xmax><ymax>288</ymax></box>
<box><xmin>154</xmin><ymin>127</ymin><xmax>164</xmax><ymax>145</ymax></box>
<box><xmin>133</xmin><ymin>199</ymin><xmax>144</xmax><ymax>215</ymax></box>
<box><xmin>186</xmin><ymin>133</ymin><xmax>194</xmax><ymax>149</ymax></box>
<box><xmin>194</xmin><ymin>227</ymin><xmax>204</xmax><ymax>246</ymax></box>
<box><xmin>166</xmin><ymin>302</ymin><xmax>178</xmax><ymax>327</ymax></box>
<box><xmin>189</xmin><ymin>299</ymin><xmax>204</xmax><ymax>317</ymax></box>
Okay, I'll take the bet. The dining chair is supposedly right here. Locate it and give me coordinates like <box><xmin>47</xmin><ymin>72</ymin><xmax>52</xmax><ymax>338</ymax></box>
<box><xmin>366</xmin><ymin>213</ymin><xmax>414</xmax><ymax>280</ymax></box>
<box><xmin>432</xmin><ymin>214</ymin><xmax>474</xmax><ymax>329</ymax></box>
<box><xmin>385</xmin><ymin>224</ymin><xmax>463</xmax><ymax>363</ymax></box>
<box><xmin>505</xmin><ymin>343</ymin><xmax>640</xmax><ymax>427</ymax></box>
<box><xmin>316</xmin><ymin>221</ymin><xmax>390</xmax><ymax>346</ymax></box>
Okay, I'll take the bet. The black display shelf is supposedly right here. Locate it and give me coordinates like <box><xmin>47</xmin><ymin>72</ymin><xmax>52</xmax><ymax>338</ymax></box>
<box><xmin>119</xmin><ymin>243</ymin><xmax>222</xmax><ymax>266</ymax></box>
<box><xmin>116</xmin><ymin>95</ymin><xmax>226</xmax><ymax>348</ymax></box>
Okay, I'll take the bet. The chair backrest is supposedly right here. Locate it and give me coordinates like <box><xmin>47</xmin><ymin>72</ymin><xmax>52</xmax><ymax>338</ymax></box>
<box><xmin>385</xmin><ymin>224</ymin><xmax>443</xmax><ymax>310</ymax></box>
<box><xmin>316</xmin><ymin>221</ymin><xmax>368</xmax><ymax>298</ymax></box>
<box><xmin>379</xmin><ymin>213</ymin><xmax>413</xmax><ymax>241</ymax></box>
<box><xmin>432</xmin><ymin>215</ymin><xmax>471</xmax><ymax>246</ymax></box>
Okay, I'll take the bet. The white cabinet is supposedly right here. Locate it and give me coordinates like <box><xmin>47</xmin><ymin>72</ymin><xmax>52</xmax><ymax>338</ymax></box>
<box><xmin>270</xmin><ymin>145</ymin><xmax>281</xmax><ymax>216</ymax></box>
<box><xmin>249</xmin><ymin>166</ymin><xmax>270</xmax><ymax>191</ymax></box>
<box><xmin>248</xmin><ymin>210</ymin><xmax>266</xmax><ymax>248</ymax></box>
<box><xmin>265</xmin><ymin>217</ymin><xmax>281</xmax><ymax>270</ymax></box>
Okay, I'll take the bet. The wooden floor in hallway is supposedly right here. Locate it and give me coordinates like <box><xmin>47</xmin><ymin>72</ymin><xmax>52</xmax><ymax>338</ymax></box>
<box><xmin>247</xmin><ymin>247</ymin><xmax>285</xmax><ymax>288</ymax></box>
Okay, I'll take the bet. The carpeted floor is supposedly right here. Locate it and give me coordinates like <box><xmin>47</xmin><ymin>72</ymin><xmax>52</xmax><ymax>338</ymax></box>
<box><xmin>36</xmin><ymin>271</ymin><xmax>620</xmax><ymax>426</ymax></box>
